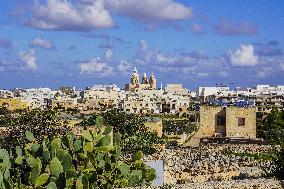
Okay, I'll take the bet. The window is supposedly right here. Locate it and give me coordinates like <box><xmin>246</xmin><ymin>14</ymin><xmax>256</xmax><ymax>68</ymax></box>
<box><xmin>238</xmin><ymin>118</ymin><xmax>245</xmax><ymax>126</ymax></box>
<box><xmin>216</xmin><ymin>116</ymin><xmax>226</xmax><ymax>126</ymax></box>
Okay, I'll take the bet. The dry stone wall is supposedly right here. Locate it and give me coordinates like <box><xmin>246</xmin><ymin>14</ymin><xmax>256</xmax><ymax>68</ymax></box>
<box><xmin>132</xmin><ymin>178</ymin><xmax>283</xmax><ymax>189</ymax></box>
<box><xmin>144</xmin><ymin>144</ymin><xmax>276</xmax><ymax>186</ymax></box>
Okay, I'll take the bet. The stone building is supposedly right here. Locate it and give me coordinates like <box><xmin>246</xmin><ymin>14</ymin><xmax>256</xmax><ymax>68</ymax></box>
<box><xmin>59</xmin><ymin>87</ymin><xmax>75</xmax><ymax>96</ymax></box>
<box><xmin>51</xmin><ymin>96</ymin><xmax>78</xmax><ymax>110</ymax></box>
<box><xmin>188</xmin><ymin>106</ymin><xmax>256</xmax><ymax>146</ymax></box>
<box><xmin>0</xmin><ymin>98</ymin><xmax>28</xmax><ymax>111</ymax></box>
<box><xmin>144</xmin><ymin>117</ymin><xmax>163</xmax><ymax>137</ymax></box>
<box><xmin>125</xmin><ymin>67</ymin><xmax>157</xmax><ymax>92</ymax></box>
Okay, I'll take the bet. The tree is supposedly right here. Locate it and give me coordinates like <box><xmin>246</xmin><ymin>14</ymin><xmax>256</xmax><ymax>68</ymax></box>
<box><xmin>0</xmin><ymin>109</ymin><xmax>69</xmax><ymax>149</ymax></box>
<box><xmin>257</xmin><ymin>108</ymin><xmax>284</xmax><ymax>144</ymax></box>
<box><xmin>103</xmin><ymin>109</ymin><xmax>167</xmax><ymax>154</ymax></box>
<box><xmin>256</xmin><ymin>108</ymin><xmax>284</xmax><ymax>179</ymax></box>
<box><xmin>80</xmin><ymin>109</ymin><xmax>166</xmax><ymax>155</ymax></box>
<box><xmin>163</xmin><ymin>119</ymin><xmax>197</xmax><ymax>135</ymax></box>
<box><xmin>79</xmin><ymin>114</ymin><xmax>97</xmax><ymax>127</ymax></box>
<box><xmin>270</xmin><ymin>142</ymin><xmax>284</xmax><ymax>180</ymax></box>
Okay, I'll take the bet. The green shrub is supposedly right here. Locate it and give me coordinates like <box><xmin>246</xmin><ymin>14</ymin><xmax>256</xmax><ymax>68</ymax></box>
<box><xmin>80</xmin><ymin>110</ymin><xmax>167</xmax><ymax>155</ymax></box>
<box><xmin>257</xmin><ymin>108</ymin><xmax>284</xmax><ymax>144</ymax></box>
<box><xmin>0</xmin><ymin>127</ymin><xmax>156</xmax><ymax>188</ymax></box>
<box><xmin>0</xmin><ymin>109</ymin><xmax>69</xmax><ymax>149</ymax></box>
<box><xmin>163</xmin><ymin>119</ymin><xmax>197</xmax><ymax>135</ymax></box>
<box><xmin>271</xmin><ymin>143</ymin><xmax>284</xmax><ymax>179</ymax></box>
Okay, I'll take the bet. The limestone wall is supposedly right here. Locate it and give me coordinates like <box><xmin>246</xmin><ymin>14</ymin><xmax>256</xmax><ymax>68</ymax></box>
<box><xmin>225</xmin><ymin>107</ymin><xmax>256</xmax><ymax>138</ymax></box>
<box><xmin>187</xmin><ymin>106</ymin><xmax>257</xmax><ymax>147</ymax></box>
<box><xmin>187</xmin><ymin>106</ymin><xmax>223</xmax><ymax>146</ymax></box>
<box><xmin>199</xmin><ymin>106</ymin><xmax>224</xmax><ymax>137</ymax></box>
<box><xmin>131</xmin><ymin>178</ymin><xmax>283</xmax><ymax>189</ymax></box>
<box><xmin>144</xmin><ymin>145</ymin><xmax>275</xmax><ymax>186</ymax></box>
<box><xmin>145</xmin><ymin>121</ymin><xmax>163</xmax><ymax>138</ymax></box>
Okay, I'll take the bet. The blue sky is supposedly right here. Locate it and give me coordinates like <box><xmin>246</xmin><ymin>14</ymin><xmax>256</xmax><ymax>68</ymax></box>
<box><xmin>0</xmin><ymin>0</ymin><xmax>284</xmax><ymax>90</ymax></box>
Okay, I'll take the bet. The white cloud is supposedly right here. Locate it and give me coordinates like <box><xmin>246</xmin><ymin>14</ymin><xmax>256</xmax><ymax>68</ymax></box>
<box><xmin>28</xmin><ymin>0</ymin><xmax>113</xmax><ymax>31</ymax></box>
<box><xmin>0</xmin><ymin>59</ymin><xmax>11</xmax><ymax>72</ymax></box>
<box><xmin>214</xmin><ymin>20</ymin><xmax>257</xmax><ymax>36</ymax></box>
<box><xmin>229</xmin><ymin>44</ymin><xmax>258</xmax><ymax>66</ymax></box>
<box><xmin>133</xmin><ymin>40</ymin><xmax>229</xmax><ymax>79</ymax></box>
<box><xmin>118</xmin><ymin>60</ymin><xmax>131</xmax><ymax>72</ymax></box>
<box><xmin>79</xmin><ymin>58</ymin><xmax>113</xmax><ymax>75</ymax></box>
<box><xmin>197</xmin><ymin>72</ymin><xmax>209</xmax><ymax>77</ymax></box>
<box><xmin>104</xmin><ymin>49</ymin><xmax>113</xmax><ymax>61</ymax></box>
<box><xmin>156</xmin><ymin>53</ymin><xmax>177</xmax><ymax>64</ymax></box>
<box><xmin>139</xmin><ymin>40</ymin><xmax>148</xmax><ymax>51</ymax></box>
<box><xmin>27</xmin><ymin>0</ymin><xmax>192</xmax><ymax>31</ymax></box>
<box><xmin>18</xmin><ymin>49</ymin><xmax>38</xmax><ymax>71</ymax></box>
<box><xmin>30</xmin><ymin>37</ymin><xmax>55</xmax><ymax>49</ymax></box>
<box><xmin>135</xmin><ymin>40</ymin><xmax>208</xmax><ymax>67</ymax></box>
<box><xmin>122</xmin><ymin>40</ymin><xmax>283</xmax><ymax>83</ymax></box>
<box><xmin>136</xmin><ymin>40</ymin><xmax>181</xmax><ymax>66</ymax></box>
<box><xmin>218</xmin><ymin>71</ymin><xmax>228</xmax><ymax>77</ymax></box>
<box><xmin>105</xmin><ymin>0</ymin><xmax>192</xmax><ymax>21</ymax></box>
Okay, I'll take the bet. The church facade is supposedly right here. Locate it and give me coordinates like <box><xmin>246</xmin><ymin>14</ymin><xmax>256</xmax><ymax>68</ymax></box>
<box><xmin>125</xmin><ymin>67</ymin><xmax>157</xmax><ymax>92</ymax></box>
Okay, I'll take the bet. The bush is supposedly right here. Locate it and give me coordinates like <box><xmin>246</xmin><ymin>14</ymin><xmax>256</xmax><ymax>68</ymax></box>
<box><xmin>0</xmin><ymin>109</ymin><xmax>69</xmax><ymax>149</ymax></box>
<box><xmin>257</xmin><ymin>108</ymin><xmax>284</xmax><ymax>144</ymax></box>
<box><xmin>163</xmin><ymin>119</ymin><xmax>197</xmax><ymax>135</ymax></box>
<box><xmin>271</xmin><ymin>143</ymin><xmax>284</xmax><ymax>179</ymax></box>
<box><xmin>256</xmin><ymin>108</ymin><xmax>284</xmax><ymax>179</ymax></box>
<box><xmin>96</xmin><ymin>109</ymin><xmax>166</xmax><ymax>155</ymax></box>
<box><xmin>0</xmin><ymin>127</ymin><xmax>156</xmax><ymax>188</ymax></box>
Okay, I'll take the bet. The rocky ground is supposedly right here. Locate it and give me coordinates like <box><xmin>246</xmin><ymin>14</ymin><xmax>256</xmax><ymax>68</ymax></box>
<box><xmin>141</xmin><ymin>144</ymin><xmax>283</xmax><ymax>188</ymax></box>
<box><xmin>132</xmin><ymin>178</ymin><xmax>283</xmax><ymax>189</ymax></box>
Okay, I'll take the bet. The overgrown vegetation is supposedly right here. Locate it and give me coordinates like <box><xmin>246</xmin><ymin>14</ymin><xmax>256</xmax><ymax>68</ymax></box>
<box><xmin>271</xmin><ymin>144</ymin><xmax>284</xmax><ymax>179</ymax></box>
<box><xmin>225</xmin><ymin>108</ymin><xmax>284</xmax><ymax>179</ymax></box>
<box><xmin>102</xmin><ymin>110</ymin><xmax>166</xmax><ymax>155</ymax></box>
<box><xmin>0</xmin><ymin>128</ymin><xmax>156</xmax><ymax>188</ymax></box>
<box><xmin>0</xmin><ymin>109</ymin><xmax>70</xmax><ymax>149</ymax></box>
<box><xmin>0</xmin><ymin>109</ymin><xmax>156</xmax><ymax>188</ymax></box>
<box><xmin>256</xmin><ymin>107</ymin><xmax>284</xmax><ymax>179</ymax></box>
<box><xmin>257</xmin><ymin>108</ymin><xmax>284</xmax><ymax>144</ymax></box>
<box><xmin>162</xmin><ymin>119</ymin><xmax>197</xmax><ymax>135</ymax></box>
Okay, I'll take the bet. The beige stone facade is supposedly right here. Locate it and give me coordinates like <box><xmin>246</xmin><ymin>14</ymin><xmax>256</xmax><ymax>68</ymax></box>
<box><xmin>199</xmin><ymin>106</ymin><xmax>225</xmax><ymax>137</ymax></box>
<box><xmin>188</xmin><ymin>105</ymin><xmax>256</xmax><ymax>146</ymax></box>
<box><xmin>144</xmin><ymin>117</ymin><xmax>163</xmax><ymax>137</ymax></box>
<box><xmin>0</xmin><ymin>98</ymin><xmax>28</xmax><ymax>111</ymax></box>
<box><xmin>125</xmin><ymin>67</ymin><xmax>157</xmax><ymax>92</ymax></box>
<box><xmin>225</xmin><ymin>107</ymin><xmax>256</xmax><ymax>138</ymax></box>
<box><xmin>198</xmin><ymin>106</ymin><xmax>256</xmax><ymax>138</ymax></box>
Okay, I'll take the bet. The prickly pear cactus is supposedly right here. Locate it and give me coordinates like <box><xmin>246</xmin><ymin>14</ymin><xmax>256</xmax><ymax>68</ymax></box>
<box><xmin>0</xmin><ymin>122</ymin><xmax>156</xmax><ymax>188</ymax></box>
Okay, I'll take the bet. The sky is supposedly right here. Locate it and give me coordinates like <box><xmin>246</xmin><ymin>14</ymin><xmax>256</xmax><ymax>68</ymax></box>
<box><xmin>0</xmin><ymin>0</ymin><xmax>284</xmax><ymax>90</ymax></box>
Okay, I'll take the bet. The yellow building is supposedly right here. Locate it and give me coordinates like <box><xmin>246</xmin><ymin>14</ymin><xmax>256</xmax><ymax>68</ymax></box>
<box><xmin>51</xmin><ymin>99</ymin><xmax>77</xmax><ymax>110</ymax></box>
<box><xmin>144</xmin><ymin>117</ymin><xmax>163</xmax><ymax>137</ymax></box>
<box><xmin>125</xmin><ymin>67</ymin><xmax>157</xmax><ymax>92</ymax></box>
<box><xmin>0</xmin><ymin>98</ymin><xmax>28</xmax><ymax>111</ymax></box>
<box><xmin>188</xmin><ymin>105</ymin><xmax>256</xmax><ymax>146</ymax></box>
<box><xmin>197</xmin><ymin>106</ymin><xmax>256</xmax><ymax>138</ymax></box>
